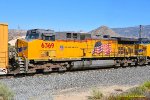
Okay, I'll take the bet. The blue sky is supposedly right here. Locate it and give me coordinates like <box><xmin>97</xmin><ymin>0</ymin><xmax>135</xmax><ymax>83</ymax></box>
<box><xmin>1</xmin><ymin>0</ymin><xmax>150</xmax><ymax>31</ymax></box>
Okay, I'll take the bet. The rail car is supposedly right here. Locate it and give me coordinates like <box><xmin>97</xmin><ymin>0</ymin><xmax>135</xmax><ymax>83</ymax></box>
<box><xmin>0</xmin><ymin>23</ymin><xmax>8</xmax><ymax>74</ymax></box>
<box><xmin>1</xmin><ymin>23</ymin><xmax>150</xmax><ymax>74</ymax></box>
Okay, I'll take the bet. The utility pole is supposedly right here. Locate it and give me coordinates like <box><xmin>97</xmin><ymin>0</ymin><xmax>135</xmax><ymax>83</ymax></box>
<box><xmin>139</xmin><ymin>25</ymin><xmax>142</xmax><ymax>43</ymax></box>
<box><xmin>18</xmin><ymin>25</ymin><xmax>21</xmax><ymax>37</ymax></box>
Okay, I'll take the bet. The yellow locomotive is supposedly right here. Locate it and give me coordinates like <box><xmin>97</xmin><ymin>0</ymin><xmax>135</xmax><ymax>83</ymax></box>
<box><xmin>15</xmin><ymin>29</ymin><xmax>147</xmax><ymax>73</ymax></box>
<box><xmin>0</xmin><ymin>23</ymin><xmax>149</xmax><ymax>74</ymax></box>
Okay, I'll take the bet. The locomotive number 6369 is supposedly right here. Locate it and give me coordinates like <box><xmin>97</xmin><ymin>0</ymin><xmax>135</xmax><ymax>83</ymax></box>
<box><xmin>41</xmin><ymin>43</ymin><xmax>54</xmax><ymax>48</ymax></box>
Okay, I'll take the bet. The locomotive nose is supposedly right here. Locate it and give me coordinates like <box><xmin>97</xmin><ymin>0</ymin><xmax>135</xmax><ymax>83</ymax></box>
<box><xmin>16</xmin><ymin>39</ymin><xmax>28</xmax><ymax>58</ymax></box>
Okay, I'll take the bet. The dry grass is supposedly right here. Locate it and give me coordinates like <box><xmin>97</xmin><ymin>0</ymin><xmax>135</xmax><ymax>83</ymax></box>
<box><xmin>88</xmin><ymin>89</ymin><xmax>103</xmax><ymax>100</ymax></box>
<box><xmin>142</xmin><ymin>81</ymin><xmax>150</xmax><ymax>90</ymax></box>
<box><xmin>0</xmin><ymin>83</ymin><xmax>14</xmax><ymax>100</ymax></box>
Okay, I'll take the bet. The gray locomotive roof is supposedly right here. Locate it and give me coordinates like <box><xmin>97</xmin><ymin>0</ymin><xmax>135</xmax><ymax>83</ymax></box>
<box><xmin>111</xmin><ymin>37</ymin><xmax>138</xmax><ymax>42</ymax></box>
<box><xmin>28</xmin><ymin>29</ymin><xmax>55</xmax><ymax>34</ymax></box>
<box><xmin>56</xmin><ymin>31</ymin><xmax>88</xmax><ymax>34</ymax></box>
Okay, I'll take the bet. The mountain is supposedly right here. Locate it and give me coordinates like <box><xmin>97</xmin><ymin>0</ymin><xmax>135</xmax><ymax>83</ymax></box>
<box><xmin>89</xmin><ymin>26</ymin><xmax>121</xmax><ymax>38</ymax></box>
<box><xmin>9</xmin><ymin>36</ymin><xmax>25</xmax><ymax>46</ymax></box>
<box><xmin>9</xmin><ymin>29</ymin><xmax>26</xmax><ymax>41</ymax></box>
<box><xmin>112</xmin><ymin>25</ymin><xmax>150</xmax><ymax>38</ymax></box>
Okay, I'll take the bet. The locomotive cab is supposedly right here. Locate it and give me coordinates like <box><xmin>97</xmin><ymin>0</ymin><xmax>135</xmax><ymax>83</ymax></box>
<box><xmin>16</xmin><ymin>29</ymin><xmax>56</xmax><ymax>60</ymax></box>
<box><xmin>16</xmin><ymin>29</ymin><xmax>56</xmax><ymax>73</ymax></box>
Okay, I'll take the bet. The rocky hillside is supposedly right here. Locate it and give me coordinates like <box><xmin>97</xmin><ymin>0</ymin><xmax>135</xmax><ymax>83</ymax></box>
<box><xmin>89</xmin><ymin>26</ymin><xmax>121</xmax><ymax>38</ymax></box>
<box><xmin>9</xmin><ymin>29</ymin><xmax>26</xmax><ymax>41</ymax></box>
<box><xmin>112</xmin><ymin>25</ymin><xmax>150</xmax><ymax>38</ymax></box>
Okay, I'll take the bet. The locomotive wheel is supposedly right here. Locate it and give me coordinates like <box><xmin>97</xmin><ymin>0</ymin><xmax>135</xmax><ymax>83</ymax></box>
<box><xmin>66</xmin><ymin>62</ymin><xmax>73</xmax><ymax>70</ymax></box>
<box><xmin>138</xmin><ymin>56</ymin><xmax>146</xmax><ymax>66</ymax></box>
<box><xmin>122</xmin><ymin>59</ymin><xmax>128</xmax><ymax>67</ymax></box>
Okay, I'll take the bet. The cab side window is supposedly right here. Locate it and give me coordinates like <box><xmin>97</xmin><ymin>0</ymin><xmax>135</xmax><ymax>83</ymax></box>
<box><xmin>67</xmin><ymin>33</ymin><xmax>71</xmax><ymax>38</ymax></box>
<box><xmin>41</xmin><ymin>33</ymin><xmax>55</xmax><ymax>41</ymax></box>
<box><xmin>73</xmin><ymin>33</ymin><xmax>77</xmax><ymax>39</ymax></box>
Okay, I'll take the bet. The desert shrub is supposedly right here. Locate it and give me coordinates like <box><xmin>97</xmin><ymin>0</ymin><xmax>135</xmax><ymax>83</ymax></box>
<box><xmin>142</xmin><ymin>81</ymin><xmax>150</xmax><ymax>90</ymax></box>
<box><xmin>88</xmin><ymin>89</ymin><xmax>103</xmax><ymax>100</ymax></box>
<box><xmin>0</xmin><ymin>83</ymin><xmax>14</xmax><ymax>100</ymax></box>
<box><xmin>125</xmin><ymin>87</ymin><xmax>146</xmax><ymax>96</ymax></box>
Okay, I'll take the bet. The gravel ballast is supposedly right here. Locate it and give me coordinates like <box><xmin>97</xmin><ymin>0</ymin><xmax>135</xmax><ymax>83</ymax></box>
<box><xmin>1</xmin><ymin>66</ymin><xmax>150</xmax><ymax>100</ymax></box>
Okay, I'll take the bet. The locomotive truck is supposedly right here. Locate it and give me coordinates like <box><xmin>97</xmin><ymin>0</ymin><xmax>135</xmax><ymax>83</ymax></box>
<box><xmin>0</xmin><ymin>23</ymin><xmax>150</xmax><ymax>74</ymax></box>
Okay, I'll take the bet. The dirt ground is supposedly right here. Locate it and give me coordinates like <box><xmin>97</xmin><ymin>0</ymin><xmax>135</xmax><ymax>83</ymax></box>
<box><xmin>53</xmin><ymin>85</ymin><xmax>136</xmax><ymax>100</ymax></box>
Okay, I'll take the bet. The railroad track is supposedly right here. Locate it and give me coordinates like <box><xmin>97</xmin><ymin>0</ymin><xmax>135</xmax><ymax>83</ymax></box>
<box><xmin>0</xmin><ymin>64</ymin><xmax>144</xmax><ymax>79</ymax></box>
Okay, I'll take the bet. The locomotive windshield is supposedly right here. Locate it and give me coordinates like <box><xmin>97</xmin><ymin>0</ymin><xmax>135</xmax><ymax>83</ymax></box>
<box><xmin>25</xmin><ymin>29</ymin><xmax>55</xmax><ymax>41</ymax></box>
<box><xmin>26</xmin><ymin>33</ymin><xmax>39</xmax><ymax>40</ymax></box>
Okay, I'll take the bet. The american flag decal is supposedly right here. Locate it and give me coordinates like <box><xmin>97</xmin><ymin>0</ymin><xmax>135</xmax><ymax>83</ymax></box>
<box><xmin>93</xmin><ymin>41</ymin><xmax>112</xmax><ymax>55</ymax></box>
<box><xmin>93</xmin><ymin>41</ymin><xmax>103</xmax><ymax>54</ymax></box>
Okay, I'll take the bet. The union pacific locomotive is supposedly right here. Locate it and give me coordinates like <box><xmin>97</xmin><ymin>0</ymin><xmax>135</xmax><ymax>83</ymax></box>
<box><xmin>1</xmin><ymin>23</ymin><xmax>150</xmax><ymax>74</ymax></box>
<box><xmin>14</xmin><ymin>29</ymin><xmax>149</xmax><ymax>74</ymax></box>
